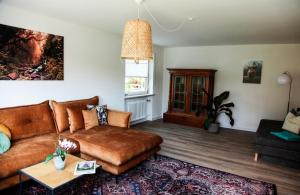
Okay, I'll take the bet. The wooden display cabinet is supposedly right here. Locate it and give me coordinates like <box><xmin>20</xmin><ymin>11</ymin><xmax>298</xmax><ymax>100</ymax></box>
<box><xmin>163</xmin><ymin>68</ymin><xmax>217</xmax><ymax>128</ymax></box>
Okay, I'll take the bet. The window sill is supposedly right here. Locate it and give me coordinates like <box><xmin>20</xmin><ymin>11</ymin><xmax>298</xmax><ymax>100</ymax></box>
<box><xmin>125</xmin><ymin>93</ymin><xmax>155</xmax><ymax>100</ymax></box>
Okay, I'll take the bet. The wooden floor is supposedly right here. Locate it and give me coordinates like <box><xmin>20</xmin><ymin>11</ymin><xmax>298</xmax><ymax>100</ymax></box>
<box><xmin>133</xmin><ymin>120</ymin><xmax>300</xmax><ymax>195</ymax></box>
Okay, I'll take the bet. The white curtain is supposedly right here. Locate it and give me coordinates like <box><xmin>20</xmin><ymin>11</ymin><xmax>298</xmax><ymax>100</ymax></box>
<box><xmin>125</xmin><ymin>60</ymin><xmax>148</xmax><ymax>77</ymax></box>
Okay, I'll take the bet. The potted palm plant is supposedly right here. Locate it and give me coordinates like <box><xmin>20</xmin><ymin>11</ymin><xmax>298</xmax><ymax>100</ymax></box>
<box><xmin>196</xmin><ymin>90</ymin><xmax>235</xmax><ymax>133</ymax></box>
<box><xmin>45</xmin><ymin>146</ymin><xmax>67</xmax><ymax>170</ymax></box>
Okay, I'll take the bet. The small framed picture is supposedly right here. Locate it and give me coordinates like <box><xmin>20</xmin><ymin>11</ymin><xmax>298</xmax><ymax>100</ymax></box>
<box><xmin>243</xmin><ymin>60</ymin><xmax>263</xmax><ymax>84</ymax></box>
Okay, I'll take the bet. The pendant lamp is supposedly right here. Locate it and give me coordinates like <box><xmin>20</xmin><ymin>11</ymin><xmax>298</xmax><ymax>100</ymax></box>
<box><xmin>121</xmin><ymin>0</ymin><xmax>153</xmax><ymax>63</ymax></box>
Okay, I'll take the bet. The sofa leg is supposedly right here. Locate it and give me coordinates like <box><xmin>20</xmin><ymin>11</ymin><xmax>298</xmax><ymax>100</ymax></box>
<box><xmin>254</xmin><ymin>152</ymin><xmax>259</xmax><ymax>162</ymax></box>
<box><xmin>154</xmin><ymin>153</ymin><xmax>158</xmax><ymax>160</ymax></box>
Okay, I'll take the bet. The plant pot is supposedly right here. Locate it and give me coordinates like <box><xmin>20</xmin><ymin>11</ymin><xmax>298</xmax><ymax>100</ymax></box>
<box><xmin>208</xmin><ymin>123</ymin><xmax>220</xmax><ymax>133</ymax></box>
<box><xmin>53</xmin><ymin>156</ymin><xmax>65</xmax><ymax>170</ymax></box>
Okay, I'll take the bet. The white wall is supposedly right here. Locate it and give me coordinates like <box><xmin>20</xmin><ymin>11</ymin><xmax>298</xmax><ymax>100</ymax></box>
<box><xmin>3</xmin><ymin>4</ymin><xmax>297</xmax><ymax>132</ymax></box>
<box><xmin>0</xmin><ymin>4</ymin><xmax>125</xmax><ymax>109</ymax></box>
<box><xmin>163</xmin><ymin>44</ymin><xmax>300</xmax><ymax>131</ymax></box>
<box><xmin>152</xmin><ymin>45</ymin><xmax>164</xmax><ymax>119</ymax></box>
<box><xmin>0</xmin><ymin>4</ymin><xmax>166</xmax><ymax>119</ymax></box>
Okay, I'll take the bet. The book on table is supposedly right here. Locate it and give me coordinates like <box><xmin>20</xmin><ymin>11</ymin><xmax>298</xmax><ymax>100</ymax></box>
<box><xmin>74</xmin><ymin>161</ymin><xmax>96</xmax><ymax>175</ymax></box>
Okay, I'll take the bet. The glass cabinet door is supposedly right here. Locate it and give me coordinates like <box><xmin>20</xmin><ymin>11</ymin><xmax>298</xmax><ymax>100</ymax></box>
<box><xmin>190</xmin><ymin>76</ymin><xmax>205</xmax><ymax>113</ymax></box>
<box><xmin>172</xmin><ymin>75</ymin><xmax>185</xmax><ymax>111</ymax></box>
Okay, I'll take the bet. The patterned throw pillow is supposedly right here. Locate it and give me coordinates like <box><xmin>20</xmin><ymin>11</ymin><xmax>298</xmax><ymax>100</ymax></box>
<box><xmin>87</xmin><ymin>104</ymin><xmax>108</xmax><ymax>125</ymax></box>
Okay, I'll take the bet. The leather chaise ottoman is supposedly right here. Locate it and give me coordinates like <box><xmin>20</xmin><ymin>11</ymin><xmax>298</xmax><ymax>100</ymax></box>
<box><xmin>61</xmin><ymin>126</ymin><xmax>163</xmax><ymax>175</ymax></box>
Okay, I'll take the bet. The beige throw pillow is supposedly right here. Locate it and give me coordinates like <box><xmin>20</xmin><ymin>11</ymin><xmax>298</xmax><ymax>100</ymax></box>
<box><xmin>282</xmin><ymin>112</ymin><xmax>300</xmax><ymax>134</ymax></box>
<box><xmin>82</xmin><ymin>109</ymin><xmax>99</xmax><ymax>130</ymax></box>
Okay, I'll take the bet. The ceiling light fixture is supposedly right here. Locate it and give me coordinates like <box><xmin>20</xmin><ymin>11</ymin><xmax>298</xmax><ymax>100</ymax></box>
<box><xmin>121</xmin><ymin>0</ymin><xmax>153</xmax><ymax>63</ymax></box>
<box><xmin>121</xmin><ymin>0</ymin><xmax>194</xmax><ymax>63</ymax></box>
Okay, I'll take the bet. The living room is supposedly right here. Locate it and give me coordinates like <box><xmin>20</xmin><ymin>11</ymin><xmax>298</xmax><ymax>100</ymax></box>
<box><xmin>0</xmin><ymin>0</ymin><xmax>299</xmax><ymax>194</ymax></box>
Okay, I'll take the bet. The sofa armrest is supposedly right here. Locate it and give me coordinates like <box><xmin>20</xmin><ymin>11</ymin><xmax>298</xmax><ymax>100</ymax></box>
<box><xmin>107</xmin><ymin>109</ymin><xmax>132</xmax><ymax>128</ymax></box>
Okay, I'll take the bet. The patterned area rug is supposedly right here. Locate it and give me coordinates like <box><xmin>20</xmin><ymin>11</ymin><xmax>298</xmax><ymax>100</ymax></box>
<box><xmin>21</xmin><ymin>155</ymin><xmax>276</xmax><ymax>195</ymax></box>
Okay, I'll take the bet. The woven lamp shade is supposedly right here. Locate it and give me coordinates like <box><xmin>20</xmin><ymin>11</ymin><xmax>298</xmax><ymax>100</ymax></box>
<box><xmin>121</xmin><ymin>19</ymin><xmax>153</xmax><ymax>61</ymax></box>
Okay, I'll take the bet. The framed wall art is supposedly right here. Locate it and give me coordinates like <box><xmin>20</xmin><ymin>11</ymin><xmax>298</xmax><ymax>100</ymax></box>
<box><xmin>0</xmin><ymin>24</ymin><xmax>64</xmax><ymax>80</ymax></box>
<box><xmin>243</xmin><ymin>60</ymin><xmax>263</xmax><ymax>84</ymax></box>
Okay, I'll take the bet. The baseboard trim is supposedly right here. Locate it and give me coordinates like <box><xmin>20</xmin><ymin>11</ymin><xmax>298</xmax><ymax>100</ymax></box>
<box><xmin>220</xmin><ymin>126</ymin><xmax>256</xmax><ymax>132</ymax></box>
<box><xmin>131</xmin><ymin>114</ymin><xmax>162</xmax><ymax>125</ymax></box>
<box><xmin>151</xmin><ymin>114</ymin><xmax>162</xmax><ymax>121</ymax></box>
<box><xmin>131</xmin><ymin>118</ymin><xmax>148</xmax><ymax>125</ymax></box>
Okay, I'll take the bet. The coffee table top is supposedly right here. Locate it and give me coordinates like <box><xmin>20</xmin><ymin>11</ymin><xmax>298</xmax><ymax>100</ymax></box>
<box><xmin>20</xmin><ymin>154</ymin><xmax>86</xmax><ymax>190</ymax></box>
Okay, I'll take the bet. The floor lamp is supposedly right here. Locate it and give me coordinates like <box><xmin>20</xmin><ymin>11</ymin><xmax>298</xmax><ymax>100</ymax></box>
<box><xmin>277</xmin><ymin>72</ymin><xmax>292</xmax><ymax>113</ymax></box>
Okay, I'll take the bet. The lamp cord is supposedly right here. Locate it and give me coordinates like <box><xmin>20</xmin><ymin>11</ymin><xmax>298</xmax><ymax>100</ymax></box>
<box><xmin>138</xmin><ymin>3</ymin><xmax>140</xmax><ymax>19</ymax></box>
<box><xmin>142</xmin><ymin>3</ymin><xmax>191</xmax><ymax>32</ymax></box>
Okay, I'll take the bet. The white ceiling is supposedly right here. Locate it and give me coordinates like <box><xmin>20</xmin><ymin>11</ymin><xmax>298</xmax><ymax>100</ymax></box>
<box><xmin>1</xmin><ymin>0</ymin><xmax>300</xmax><ymax>47</ymax></box>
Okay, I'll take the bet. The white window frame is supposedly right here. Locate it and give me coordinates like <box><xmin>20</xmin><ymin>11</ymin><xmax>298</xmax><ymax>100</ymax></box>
<box><xmin>125</xmin><ymin>60</ymin><xmax>150</xmax><ymax>96</ymax></box>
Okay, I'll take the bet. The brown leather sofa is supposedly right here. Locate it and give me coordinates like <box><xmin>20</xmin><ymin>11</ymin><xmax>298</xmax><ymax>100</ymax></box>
<box><xmin>0</xmin><ymin>96</ymin><xmax>163</xmax><ymax>189</ymax></box>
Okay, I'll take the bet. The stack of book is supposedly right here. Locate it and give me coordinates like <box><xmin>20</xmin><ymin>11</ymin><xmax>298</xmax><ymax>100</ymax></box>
<box><xmin>74</xmin><ymin>161</ymin><xmax>96</xmax><ymax>175</ymax></box>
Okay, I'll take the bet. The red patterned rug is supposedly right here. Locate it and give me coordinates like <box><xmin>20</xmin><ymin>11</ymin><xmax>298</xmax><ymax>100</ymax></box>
<box><xmin>17</xmin><ymin>155</ymin><xmax>276</xmax><ymax>194</ymax></box>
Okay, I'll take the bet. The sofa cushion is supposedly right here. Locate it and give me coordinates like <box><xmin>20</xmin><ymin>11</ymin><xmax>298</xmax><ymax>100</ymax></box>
<box><xmin>0</xmin><ymin>133</ymin><xmax>57</xmax><ymax>179</ymax></box>
<box><xmin>62</xmin><ymin>126</ymin><xmax>163</xmax><ymax>166</ymax></box>
<box><xmin>107</xmin><ymin>109</ymin><xmax>132</xmax><ymax>128</ymax></box>
<box><xmin>282</xmin><ymin>112</ymin><xmax>300</xmax><ymax>134</ymax></box>
<box><xmin>0</xmin><ymin>101</ymin><xmax>56</xmax><ymax>140</ymax></box>
<box><xmin>67</xmin><ymin>107</ymin><xmax>84</xmax><ymax>133</ymax></box>
<box><xmin>82</xmin><ymin>109</ymin><xmax>99</xmax><ymax>130</ymax></box>
<box><xmin>51</xmin><ymin>96</ymin><xmax>99</xmax><ymax>133</ymax></box>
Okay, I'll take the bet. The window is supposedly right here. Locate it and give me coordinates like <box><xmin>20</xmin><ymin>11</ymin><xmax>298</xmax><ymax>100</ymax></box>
<box><xmin>125</xmin><ymin>60</ymin><xmax>149</xmax><ymax>96</ymax></box>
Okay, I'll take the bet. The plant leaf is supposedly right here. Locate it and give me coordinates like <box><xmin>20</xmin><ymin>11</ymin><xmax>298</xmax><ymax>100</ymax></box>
<box><xmin>224</xmin><ymin>111</ymin><xmax>235</xmax><ymax>126</ymax></box>
<box><xmin>220</xmin><ymin>102</ymin><xmax>234</xmax><ymax>108</ymax></box>
<box><xmin>214</xmin><ymin>91</ymin><xmax>230</xmax><ymax>109</ymax></box>
<box><xmin>56</xmin><ymin>147</ymin><xmax>61</xmax><ymax>154</ymax></box>
<box><xmin>61</xmin><ymin>154</ymin><xmax>66</xmax><ymax>161</ymax></box>
<box><xmin>202</xmin><ymin>88</ymin><xmax>209</xmax><ymax>96</ymax></box>
<box><xmin>204</xmin><ymin>118</ymin><xmax>212</xmax><ymax>130</ymax></box>
<box><xmin>219</xmin><ymin>108</ymin><xmax>232</xmax><ymax>115</ymax></box>
<box><xmin>45</xmin><ymin>154</ymin><xmax>54</xmax><ymax>163</ymax></box>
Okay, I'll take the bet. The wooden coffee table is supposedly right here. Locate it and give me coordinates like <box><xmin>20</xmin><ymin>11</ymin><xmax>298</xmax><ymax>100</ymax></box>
<box><xmin>19</xmin><ymin>154</ymin><xmax>100</xmax><ymax>195</ymax></box>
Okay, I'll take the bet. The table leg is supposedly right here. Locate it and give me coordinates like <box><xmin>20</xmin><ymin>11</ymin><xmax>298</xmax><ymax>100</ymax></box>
<box><xmin>19</xmin><ymin>172</ymin><xmax>23</xmax><ymax>195</ymax></box>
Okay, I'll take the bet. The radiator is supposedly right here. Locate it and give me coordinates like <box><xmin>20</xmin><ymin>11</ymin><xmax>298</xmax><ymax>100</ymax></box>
<box><xmin>126</xmin><ymin>100</ymin><xmax>148</xmax><ymax>122</ymax></box>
